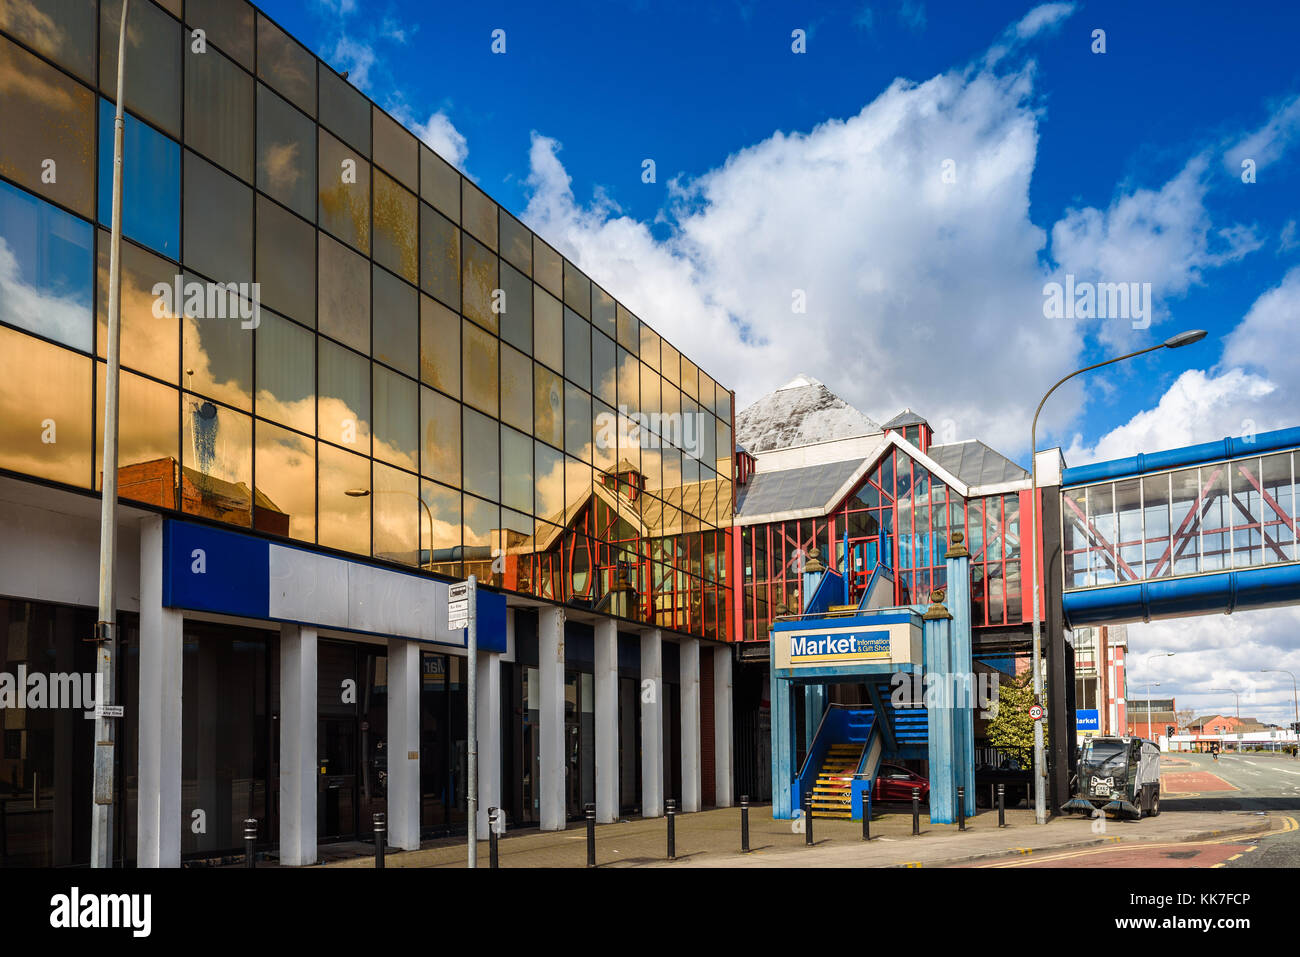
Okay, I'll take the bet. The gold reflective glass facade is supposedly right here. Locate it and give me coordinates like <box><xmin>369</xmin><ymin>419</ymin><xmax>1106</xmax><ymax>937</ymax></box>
<box><xmin>0</xmin><ymin>0</ymin><xmax>734</xmax><ymax>640</ymax></box>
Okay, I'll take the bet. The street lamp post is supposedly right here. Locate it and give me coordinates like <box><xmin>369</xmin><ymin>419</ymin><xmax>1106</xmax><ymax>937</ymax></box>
<box><xmin>1027</xmin><ymin>330</ymin><xmax>1207</xmax><ymax>823</ymax></box>
<box><xmin>91</xmin><ymin>0</ymin><xmax>130</xmax><ymax>870</ymax></box>
<box><xmin>1147</xmin><ymin>653</ymin><xmax>1174</xmax><ymax>740</ymax></box>
<box><xmin>1260</xmin><ymin>669</ymin><xmax>1298</xmax><ymax>751</ymax></box>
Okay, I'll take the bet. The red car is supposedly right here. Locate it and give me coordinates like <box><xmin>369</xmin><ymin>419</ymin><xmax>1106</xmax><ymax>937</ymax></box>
<box><xmin>873</xmin><ymin>764</ymin><xmax>930</xmax><ymax>803</ymax></box>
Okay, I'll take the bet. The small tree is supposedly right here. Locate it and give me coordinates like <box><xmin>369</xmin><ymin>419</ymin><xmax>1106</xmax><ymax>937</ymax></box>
<box><xmin>986</xmin><ymin>669</ymin><xmax>1048</xmax><ymax>769</ymax></box>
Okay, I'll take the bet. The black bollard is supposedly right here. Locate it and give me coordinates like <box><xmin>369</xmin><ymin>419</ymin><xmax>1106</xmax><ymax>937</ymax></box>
<box><xmin>488</xmin><ymin>808</ymin><xmax>500</xmax><ymax>868</ymax></box>
<box><xmin>373</xmin><ymin>812</ymin><xmax>386</xmax><ymax>869</ymax></box>
<box><xmin>740</xmin><ymin>795</ymin><xmax>750</xmax><ymax>853</ymax></box>
<box><xmin>243</xmin><ymin>818</ymin><xmax>258</xmax><ymax>869</ymax></box>
<box><xmin>911</xmin><ymin>788</ymin><xmax>921</xmax><ymax>836</ymax></box>
<box><xmin>804</xmin><ymin>792</ymin><xmax>814</xmax><ymax>846</ymax></box>
<box><xmin>862</xmin><ymin>793</ymin><xmax>871</xmax><ymax>841</ymax></box>
<box><xmin>585</xmin><ymin>803</ymin><xmax>596</xmax><ymax>868</ymax></box>
<box><xmin>997</xmin><ymin>784</ymin><xmax>1006</xmax><ymax>828</ymax></box>
<box><xmin>666</xmin><ymin>799</ymin><xmax>677</xmax><ymax>861</ymax></box>
<box><xmin>957</xmin><ymin>787</ymin><xmax>966</xmax><ymax>831</ymax></box>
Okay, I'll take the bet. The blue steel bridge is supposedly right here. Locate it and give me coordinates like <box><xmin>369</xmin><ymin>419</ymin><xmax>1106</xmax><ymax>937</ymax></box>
<box><xmin>1060</xmin><ymin>426</ymin><xmax>1300</xmax><ymax>627</ymax></box>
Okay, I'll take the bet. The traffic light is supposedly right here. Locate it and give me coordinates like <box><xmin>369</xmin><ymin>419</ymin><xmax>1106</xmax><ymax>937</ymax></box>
<box><xmin>1166</xmin><ymin>725</ymin><xmax>1175</xmax><ymax>737</ymax></box>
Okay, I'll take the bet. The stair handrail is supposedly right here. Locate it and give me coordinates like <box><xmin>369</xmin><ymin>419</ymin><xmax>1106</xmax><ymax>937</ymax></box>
<box><xmin>795</xmin><ymin>701</ymin><xmax>843</xmax><ymax>781</ymax></box>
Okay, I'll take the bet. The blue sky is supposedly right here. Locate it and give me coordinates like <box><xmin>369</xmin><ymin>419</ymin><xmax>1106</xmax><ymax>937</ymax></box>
<box><xmin>263</xmin><ymin>0</ymin><xmax>1300</xmax><ymax>719</ymax></box>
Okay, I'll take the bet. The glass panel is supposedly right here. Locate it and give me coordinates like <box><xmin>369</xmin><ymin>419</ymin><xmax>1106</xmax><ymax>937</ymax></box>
<box><xmin>564</xmin><ymin>308</ymin><xmax>591</xmax><ymax>390</ymax></box>
<box><xmin>1142</xmin><ymin>474</ymin><xmax>1170</xmax><ymax>578</ymax></box>
<box><xmin>420</xmin><ymin>203</ymin><xmax>460</xmax><ymax>309</ymax></box>
<box><xmin>0</xmin><ymin>181</ymin><xmax>93</xmax><ymax>350</ymax></box>
<box><xmin>462</xmin><ymin>406</ymin><xmax>499</xmax><ymax>500</ymax></box>
<box><xmin>185</xmin><ymin>45</ymin><xmax>253</xmax><ymax>181</ymax></box>
<box><xmin>535</xmin><ymin>442</ymin><xmax>564</xmax><ymax>520</ymax></box>
<box><xmin>680</xmin><ymin>357</ymin><xmax>698</xmax><ymax>400</ymax></box>
<box><xmin>462</xmin><ymin>234</ymin><xmax>498</xmax><ymax>333</ymax></box>
<box><xmin>97</xmin><ymin>99</ymin><xmax>180</xmax><ymax>258</ymax></box>
<box><xmin>592</xmin><ymin>330</ymin><xmax>616</xmax><ymax>407</ymax></box>
<box><xmin>592</xmin><ymin>400</ymin><xmax>616</xmax><ymax>475</ymax></box>
<box><xmin>256</xmin><ymin>195</ymin><xmax>314</xmax><ymax>326</ymax></box>
<box><xmin>533</xmin><ymin>236</ymin><xmax>562</xmax><ymax>298</ymax></box>
<box><xmin>373</xmin><ymin>266</ymin><xmax>418</xmax><ymax>376</ymax></box>
<box><xmin>319</xmin><ymin>443</ymin><xmax>370</xmax><ymax>554</ymax></box>
<box><xmin>1114</xmin><ymin>478</ymin><xmax>1142</xmax><ymax>582</ymax></box>
<box><xmin>1231</xmin><ymin>459</ymin><xmax>1263</xmax><ymax>568</ymax></box>
<box><xmin>565</xmin><ymin>382</ymin><xmax>591</xmax><ymax>461</ymax></box>
<box><xmin>1261</xmin><ymin>452</ymin><xmax>1295</xmax><ymax>563</ymax></box>
<box><xmin>1169</xmin><ymin>467</ymin><xmax>1201</xmax><ymax>575</ymax></box>
<box><xmin>257</xmin><ymin>84</ymin><xmax>316</xmax><ymax>220</ymax></box>
<box><xmin>499</xmin><ymin>262</ymin><xmax>532</xmax><ymax>353</ymax></box>
<box><xmin>501</xmin><ymin>426</ymin><xmax>533</xmax><ymax>514</ymax></box>
<box><xmin>419</xmin><ymin>295</ymin><xmax>460</xmax><ymax>398</ymax></box>
<box><xmin>318</xmin><ymin>338</ymin><xmax>370</xmax><ymax>453</ymax></box>
<box><xmin>660</xmin><ymin>339</ymin><xmax>679</xmax><ymax>384</ymax></box>
<box><xmin>534</xmin><ymin>285</ymin><xmax>562</xmax><ymax>371</ymax></box>
<box><xmin>0</xmin><ymin>34</ymin><xmax>95</xmax><ymax>218</ymax></box>
<box><xmin>182</xmin><ymin>287</ymin><xmax>253</xmax><ymax>411</ymax></box>
<box><xmin>256</xmin><ymin>13</ymin><xmax>315</xmax><ymax>116</ymax></box>
<box><xmin>534</xmin><ymin>363</ymin><xmax>563</xmax><ymax>449</ymax></box>
<box><xmin>463</xmin><ymin>494</ymin><xmax>499</xmax><ymax>570</ymax></box>
<box><xmin>0</xmin><ymin>324</ymin><xmax>91</xmax><ymax>486</ymax></box>
<box><xmin>318</xmin><ymin>232</ymin><xmax>370</xmax><ymax>353</ymax></box>
<box><xmin>421</xmin><ymin>479</ymin><xmax>461</xmax><ymax>576</ymax></box>
<box><xmin>373</xmin><ymin>364</ymin><xmax>418</xmax><ymax>471</ymax></box>
<box><xmin>184</xmin><ymin>151</ymin><xmax>253</xmax><ymax>285</ymax></box>
<box><xmin>254</xmin><ymin>419</ymin><xmax>314</xmax><ymax>540</ymax></box>
<box><xmin>499</xmin><ymin>210</ymin><xmax>531</xmax><ymax>275</ymax></box>
<box><xmin>186</xmin><ymin>0</ymin><xmax>254</xmax><ymax>70</ymax></box>
<box><xmin>563</xmin><ymin>260</ymin><xmax>590</xmax><ymax>319</ymax></box>
<box><xmin>1200</xmin><ymin>465</ymin><xmax>1229</xmax><ymax>572</ymax></box>
<box><xmin>616</xmin><ymin>303</ymin><xmax>638</xmax><ymax>353</ymax></box>
<box><xmin>500</xmin><ymin>343</ymin><xmax>532</xmax><ymax>433</ymax></box>
<box><xmin>318</xmin><ymin>128</ymin><xmax>370</xmax><ymax>253</ymax></box>
<box><xmin>96</xmin><ymin>232</ymin><xmax>179</xmax><ymax>382</ymax></box>
<box><xmin>318</xmin><ymin>62</ymin><xmax>370</xmax><ymax>154</ymax></box>
<box><xmin>373</xmin><ymin>169</ymin><xmax>418</xmax><ymax>284</ymax></box>
<box><xmin>1</xmin><ymin>0</ymin><xmax>96</xmax><ymax>82</ymax></box>
<box><xmin>255</xmin><ymin>310</ymin><xmax>314</xmax><ymax>434</ymax></box>
<box><xmin>617</xmin><ymin>347</ymin><xmax>638</xmax><ymax>416</ymax></box>
<box><xmin>182</xmin><ymin>394</ymin><xmax>252</xmax><ymax>527</ymax></box>
<box><xmin>592</xmin><ymin>286</ymin><xmax>615</xmax><ymax>338</ymax></box>
<box><xmin>461</xmin><ymin>181</ymin><xmax>498</xmax><ymax>251</ymax></box>
<box><xmin>372</xmin><ymin>107</ymin><xmax>419</xmax><ymax>191</ymax></box>
<box><xmin>419</xmin><ymin>146</ymin><xmax>459</xmax><ymax>220</ymax></box>
<box><xmin>639</xmin><ymin>323</ymin><xmax>661</xmax><ymax>371</ymax></box>
<box><xmin>100</xmin><ymin>0</ymin><xmax>181</xmax><ymax>137</ymax></box>
<box><xmin>373</xmin><ymin>461</ymin><xmax>418</xmax><ymax>565</ymax></box>
<box><xmin>95</xmin><ymin>364</ymin><xmax>178</xmax><ymax>499</ymax></box>
<box><xmin>419</xmin><ymin>386</ymin><xmax>459</xmax><ymax>485</ymax></box>
<box><xmin>462</xmin><ymin>320</ymin><xmax>498</xmax><ymax>416</ymax></box>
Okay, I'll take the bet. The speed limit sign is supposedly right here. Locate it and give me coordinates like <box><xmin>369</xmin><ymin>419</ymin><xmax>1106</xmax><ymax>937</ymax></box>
<box><xmin>1029</xmin><ymin>704</ymin><xmax>1044</xmax><ymax>721</ymax></box>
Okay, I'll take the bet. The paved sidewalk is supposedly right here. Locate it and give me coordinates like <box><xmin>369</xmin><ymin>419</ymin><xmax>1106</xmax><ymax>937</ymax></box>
<box><xmin>319</xmin><ymin>803</ymin><xmax>1280</xmax><ymax>869</ymax></box>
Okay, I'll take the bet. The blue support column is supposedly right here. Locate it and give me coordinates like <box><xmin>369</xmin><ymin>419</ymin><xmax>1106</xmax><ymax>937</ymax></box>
<box><xmin>946</xmin><ymin>532</ymin><xmax>976</xmax><ymax>819</ymax></box>
<box><xmin>923</xmin><ymin>592</ymin><xmax>956</xmax><ymax>824</ymax></box>
<box><xmin>770</xmin><ymin>666</ymin><xmax>795</xmax><ymax>819</ymax></box>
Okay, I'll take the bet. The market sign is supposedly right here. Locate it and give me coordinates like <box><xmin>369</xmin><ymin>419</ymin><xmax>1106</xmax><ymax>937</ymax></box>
<box><xmin>1076</xmin><ymin>709</ymin><xmax>1100</xmax><ymax>731</ymax></box>
<box><xmin>771</xmin><ymin>615</ymin><xmax>919</xmax><ymax>672</ymax></box>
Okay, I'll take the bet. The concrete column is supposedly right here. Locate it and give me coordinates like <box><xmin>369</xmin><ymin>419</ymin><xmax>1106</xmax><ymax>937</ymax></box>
<box><xmin>713</xmin><ymin>645</ymin><xmax>734</xmax><ymax>808</ymax></box>
<box><xmin>679</xmin><ymin>639</ymin><xmax>701</xmax><ymax>812</ymax></box>
<box><xmin>279</xmin><ymin>624</ymin><xmax>317</xmax><ymax>865</ymax></box>
<box><xmin>476</xmin><ymin>649</ymin><xmax>501</xmax><ymax>839</ymax></box>
<box><xmin>945</xmin><ymin>534</ymin><xmax>975</xmax><ymax>819</ymax></box>
<box><xmin>136</xmin><ymin>515</ymin><xmax>182</xmax><ymax>868</ymax></box>
<box><xmin>640</xmin><ymin>629</ymin><xmax>664</xmax><ymax>817</ymax></box>
<box><xmin>538</xmin><ymin>606</ymin><xmax>566</xmax><ymax>830</ymax></box>
<box><xmin>593</xmin><ymin>618</ymin><xmax>619</xmax><ymax>823</ymax></box>
<box><xmin>771</xmin><ymin>662</ymin><xmax>794</xmax><ymax>819</ymax></box>
<box><xmin>386</xmin><ymin>637</ymin><xmax>420</xmax><ymax>851</ymax></box>
<box><xmin>804</xmin><ymin>684</ymin><xmax>826</xmax><ymax>752</ymax></box>
<box><xmin>924</xmin><ymin>602</ymin><xmax>955</xmax><ymax>824</ymax></box>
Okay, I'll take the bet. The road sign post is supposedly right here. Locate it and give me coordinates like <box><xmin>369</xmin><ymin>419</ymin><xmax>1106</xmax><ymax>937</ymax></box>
<box><xmin>449</xmin><ymin>578</ymin><xmax>479</xmax><ymax>868</ymax></box>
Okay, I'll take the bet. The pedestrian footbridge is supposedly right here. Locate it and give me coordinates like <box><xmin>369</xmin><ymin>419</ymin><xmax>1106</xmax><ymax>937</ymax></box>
<box><xmin>1060</xmin><ymin>426</ymin><xmax>1300</xmax><ymax>627</ymax></box>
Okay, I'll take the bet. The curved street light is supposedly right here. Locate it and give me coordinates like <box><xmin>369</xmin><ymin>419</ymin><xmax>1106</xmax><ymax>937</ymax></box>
<box><xmin>346</xmin><ymin>488</ymin><xmax>436</xmax><ymax>571</ymax></box>
<box><xmin>1028</xmin><ymin>330</ymin><xmax>1208</xmax><ymax>823</ymax></box>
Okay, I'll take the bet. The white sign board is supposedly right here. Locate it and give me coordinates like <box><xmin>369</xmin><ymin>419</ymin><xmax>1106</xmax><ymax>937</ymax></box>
<box><xmin>449</xmin><ymin>582</ymin><xmax>469</xmax><ymax>601</ymax></box>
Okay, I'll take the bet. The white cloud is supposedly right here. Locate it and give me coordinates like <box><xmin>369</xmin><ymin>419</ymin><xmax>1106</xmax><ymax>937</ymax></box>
<box><xmin>1224</xmin><ymin>93</ymin><xmax>1300</xmax><ymax>175</ymax></box>
<box><xmin>329</xmin><ymin>34</ymin><xmax>376</xmax><ymax>91</ymax></box>
<box><xmin>410</xmin><ymin>111</ymin><xmax>469</xmax><ymax>171</ymax></box>
<box><xmin>1048</xmin><ymin>155</ymin><xmax>1262</xmax><ymax>350</ymax></box>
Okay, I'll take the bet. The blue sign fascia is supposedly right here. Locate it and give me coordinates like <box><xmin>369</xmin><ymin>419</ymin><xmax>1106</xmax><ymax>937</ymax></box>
<box><xmin>1076</xmin><ymin>709</ymin><xmax>1100</xmax><ymax>730</ymax></box>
